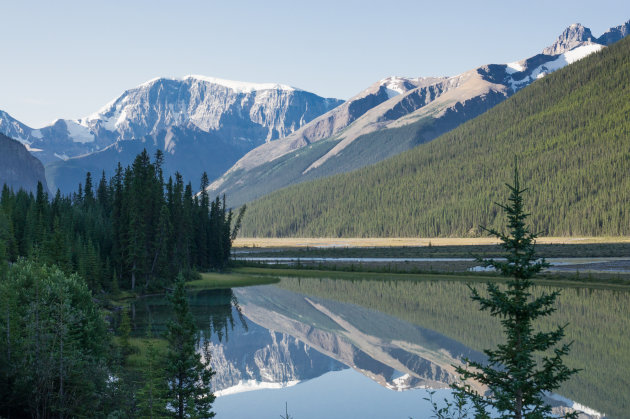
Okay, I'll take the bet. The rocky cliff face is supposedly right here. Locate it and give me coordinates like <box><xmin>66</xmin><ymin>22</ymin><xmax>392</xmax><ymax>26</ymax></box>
<box><xmin>595</xmin><ymin>19</ymin><xmax>630</xmax><ymax>45</ymax></box>
<box><xmin>0</xmin><ymin>76</ymin><xmax>343</xmax><ymax>166</ymax></box>
<box><xmin>1</xmin><ymin>76</ymin><xmax>343</xmax><ymax>193</ymax></box>
<box><xmin>212</xmin><ymin>76</ymin><xmax>445</xmax><ymax>175</ymax></box>
<box><xmin>81</xmin><ymin>76</ymin><xmax>342</xmax><ymax>146</ymax></box>
<box><xmin>0</xmin><ymin>133</ymin><xmax>48</xmax><ymax>193</ymax></box>
<box><xmin>543</xmin><ymin>23</ymin><xmax>595</xmax><ymax>55</ymax></box>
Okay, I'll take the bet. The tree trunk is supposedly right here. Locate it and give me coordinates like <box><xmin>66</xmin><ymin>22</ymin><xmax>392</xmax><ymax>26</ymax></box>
<box><xmin>131</xmin><ymin>261</ymin><xmax>136</xmax><ymax>290</ymax></box>
<box><xmin>5</xmin><ymin>306</ymin><xmax>10</xmax><ymax>364</ymax></box>
<box><xmin>59</xmin><ymin>307</ymin><xmax>64</xmax><ymax>418</ymax></box>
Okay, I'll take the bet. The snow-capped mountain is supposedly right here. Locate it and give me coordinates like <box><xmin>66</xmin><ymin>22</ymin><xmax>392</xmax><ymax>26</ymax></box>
<box><xmin>207</xmin><ymin>20</ymin><xmax>627</xmax><ymax>207</ymax></box>
<box><xmin>0</xmin><ymin>76</ymin><xmax>343</xmax><ymax>166</ymax></box>
<box><xmin>0</xmin><ymin>76</ymin><xmax>343</xmax><ymax>193</ymax></box>
<box><xmin>543</xmin><ymin>20</ymin><xmax>630</xmax><ymax>54</ymax></box>
<box><xmin>218</xmin><ymin>76</ymin><xmax>447</xmax><ymax>174</ymax></box>
<box><xmin>79</xmin><ymin>75</ymin><xmax>341</xmax><ymax>146</ymax></box>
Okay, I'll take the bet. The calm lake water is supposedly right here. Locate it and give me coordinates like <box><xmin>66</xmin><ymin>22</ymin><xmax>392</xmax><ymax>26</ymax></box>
<box><xmin>131</xmin><ymin>275</ymin><xmax>629</xmax><ymax>418</ymax></box>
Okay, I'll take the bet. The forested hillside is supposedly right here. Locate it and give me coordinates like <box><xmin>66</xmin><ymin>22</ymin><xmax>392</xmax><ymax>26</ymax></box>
<box><xmin>241</xmin><ymin>35</ymin><xmax>630</xmax><ymax>237</ymax></box>
<box><xmin>1</xmin><ymin>150</ymin><xmax>241</xmax><ymax>293</ymax></box>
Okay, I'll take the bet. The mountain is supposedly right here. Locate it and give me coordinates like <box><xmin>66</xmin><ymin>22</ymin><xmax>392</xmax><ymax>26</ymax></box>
<box><xmin>239</xmin><ymin>31</ymin><xmax>630</xmax><ymax>237</ymax></box>
<box><xmin>45</xmin><ymin>126</ymin><xmax>252</xmax><ymax>193</ymax></box>
<box><xmin>0</xmin><ymin>76</ymin><xmax>342</xmax><ymax>193</ymax></box>
<box><xmin>0</xmin><ymin>110</ymin><xmax>108</xmax><ymax>164</ymax></box>
<box><xmin>0</xmin><ymin>133</ymin><xmax>48</xmax><ymax>193</ymax></box>
<box><xmin>596</xmin><ymin>19</ymin><xmax>630</xmax><ymax>45</ymax></box>
<box><xmin>208</xmin><ymin>21</ymin><xmax>625</xmax><ymax>208</ymax></box>
<box><xmin>542</xmin><ymin>23</ymin><xmax>596</xmax><ymax>55</ymax></box>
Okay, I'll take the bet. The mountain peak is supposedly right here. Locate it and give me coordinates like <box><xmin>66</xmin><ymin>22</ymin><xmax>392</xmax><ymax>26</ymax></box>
<box><xmin>135</xmin><ymin>75</ymin><xmax>300</xmax><ymax>94</ymax></box>
<box><xmin>543</xmin><ymin>23</ymin><xmax>594</xmax><ymax>55</ymax></box>
<box><xmin>596</xmin><ymin>19</ymin><xmax>630</xmax><ymax>45</ymax></box>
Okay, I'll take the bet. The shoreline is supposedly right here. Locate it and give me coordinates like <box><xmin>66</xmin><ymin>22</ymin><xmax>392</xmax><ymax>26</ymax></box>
<box><xmin>233</xmin><ymin>236</ymin><xmax>630</xmax><ymax>248</ymax></box>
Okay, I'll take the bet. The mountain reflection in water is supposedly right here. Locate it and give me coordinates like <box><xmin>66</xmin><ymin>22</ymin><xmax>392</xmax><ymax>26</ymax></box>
<box><xmin>132</xmin><ymin>282</ymin><xmax>606</xmax><ymax>418</ymax></box>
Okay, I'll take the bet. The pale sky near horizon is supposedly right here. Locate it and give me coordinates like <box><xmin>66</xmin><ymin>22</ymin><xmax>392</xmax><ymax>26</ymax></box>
<box><xmin>1</xmin><ymin>0</ymin><xmax>629</xmax><ymax>127</ymax></box>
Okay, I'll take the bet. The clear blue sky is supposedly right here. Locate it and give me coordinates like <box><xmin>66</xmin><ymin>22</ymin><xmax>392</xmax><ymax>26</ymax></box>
<box><xmin>1</xmin><ymin>0</ymin><xmax>628</xmax><ymax>127</ymax></box>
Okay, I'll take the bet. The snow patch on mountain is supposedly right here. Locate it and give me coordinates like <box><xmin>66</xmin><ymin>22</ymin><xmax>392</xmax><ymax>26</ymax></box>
<box><xmin>24</xmin><ymin>143</ymin><xmax>43</xmax><ymax>152</ymax></box>
<box><xmin>532</xmin><ymin>43</ymin><xmax>604</xmax><ymax>78</ymax></box>
<box><xmin>63</xmin><ymin>120</ymin><xmax>95</xmax><ymax>143</ymax></box>
<box><xmin>509</xmin><ymin>43</ymin><xmax>604</xmax><ymax>91</ymax></box>
<box><xmin>135</xmin><ymin>75</ymin><xmax>298</xmax><ymax>94</ymax></box>
<box><xmin>506</xmin><ymin>61</ymin><xmax>525</xmax><ymax>73</ymax></box>
<box><xmin>214</xmin><ymin>379</ymin><xmax>301</xmax><ymax>397</ymax></box>
<box><xmin>383</xmin><ymin>77</ymin><xmax>409</xmax><ymax>98</ymax></box>
<box><xmin>185</xmin><ymin>75</ymin><xmax>299</xmax><ymax>93</ymax></box>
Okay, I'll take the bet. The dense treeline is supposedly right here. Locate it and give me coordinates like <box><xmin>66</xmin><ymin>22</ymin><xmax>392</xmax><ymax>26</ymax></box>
<box><xmin>0</xmin><ymin>149</ymin><xmax>244</xmax><ymax>293</ymax></box>
<box><xmin>0</xmin><ymin>260</ymin><xmax>112</xmax><ymax>417</ymax></box>
<box><xmin>242</xmin><ymin>35</ymin><xmax>630</xmax><ymax>237</ymax></box>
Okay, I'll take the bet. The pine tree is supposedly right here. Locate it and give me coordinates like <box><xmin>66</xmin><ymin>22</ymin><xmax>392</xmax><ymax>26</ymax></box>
<box><xmin>119</xmin><ymin>308</ymin><xmax>133</xmax><ymax>356</ymax></box>
<box><xmin>0</xmin><ymin>209</ymin><xmax>9</xmax><ymax>279</ymax></box>
<box><xmin>164</xmin><ymin>275</ymin><xmax>215</xmax><ymax>418</ymax></box>
<box><xmin>453</xmin><ymin>159</ymin><xmax>579</xmax><ymax>418</ymax></box>
<box><xmin>137</xmin><ymin>323</ymin><xmax>168</xmax><ymax>418</ymax></box>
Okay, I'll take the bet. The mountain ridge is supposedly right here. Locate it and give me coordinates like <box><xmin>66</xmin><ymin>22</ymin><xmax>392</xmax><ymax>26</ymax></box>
<box><xmin>208</xmin><ymin>20</ymin><xmax>624</xmax><ymax>207</ymax></box>
<box><xmin>238</xmin><ymin>33</ymin><xmax>630</xmax><ymax>237</ymax></box>
<box><xmin>0</xmin><ymin>76</ymin><xmax>342</xmax><ymax>166</ymax></box>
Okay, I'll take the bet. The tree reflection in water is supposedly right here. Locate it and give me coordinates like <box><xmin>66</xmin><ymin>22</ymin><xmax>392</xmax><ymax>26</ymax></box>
<box><xmin>189</xmin><ymin>289</ymin><xmax>248</xmax><ymax>343</ymax></box>
<box><xmin>131</xmin><ymin>288</ymin><xmax>247</xmax><ymax>342</ymax></box>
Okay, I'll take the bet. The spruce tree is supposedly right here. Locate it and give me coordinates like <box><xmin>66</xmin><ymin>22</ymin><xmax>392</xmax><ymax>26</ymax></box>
<box><xmin>137</xmin><ymin>323</ymin><xmax>168</xmax><ymax>418</ymax></box>
<box><xmin>453</xmin><ymin>160</ymin><xmax>579</xmax><ymax>418</ymax></box>
<box><xmin>164</xmin><ymin>275</ymin><xmax>215</xmax><ymax>418</ymax></box>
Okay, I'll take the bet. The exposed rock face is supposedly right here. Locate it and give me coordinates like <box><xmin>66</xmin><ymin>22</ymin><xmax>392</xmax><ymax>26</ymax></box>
<box><xmin>0</xmin><ymin>133</ymin><xmax>48</xmax><ymax>193</ymax></box>
<box><xmin>82</xmin><ymin>76</ymin><xmax>342</xmax><ymax>146</ymax></box>
<box><xmin>596</xmin><ymin>19</ymin><xmax>630</xmax><ymax>45</ymax></box>
<box><xmin>45</xmin><ymin>125</ymin><xmax>253</xmax><ymax>194</ymax></box>
<box><xmin>0</xmin><ymin>76</ymin><xmax>342</xmax><ymax>193</ymax></box>
<box><xmin>0</xmin><ymin>76</ymin><xmax>343</xmax><ymax>166</ymax></box>
<box><xmin>216</xmin><ymin>76</ymin><xmax>444</xmax><ymax>175</ymax></box>
<box><xmin>543</xmin><ymin>23</ymin><xmax>595</xmax><ymax>55</ymax></box>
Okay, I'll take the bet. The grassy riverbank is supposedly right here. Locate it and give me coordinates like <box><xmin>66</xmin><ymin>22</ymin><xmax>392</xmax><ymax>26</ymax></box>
<box><xmin>234</xmin><ymin>241</ymin><xmax>630</xmax><ymax>258</ymax></box>
<box><xmin>233</xmin><ymin>236</ymin><xmax>630</xmax><ymax>248</ymax></box>
<box><xmin>230</xmin><ymin>265</ymin><xmax>630</xmax><ymax>290</ymax></box>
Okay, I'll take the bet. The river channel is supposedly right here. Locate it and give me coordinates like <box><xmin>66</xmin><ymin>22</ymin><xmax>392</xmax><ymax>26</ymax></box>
<box><xmin>130</xmin><ymin>275</ymin><xmax>629</xmax><ymax>418</ymax></box>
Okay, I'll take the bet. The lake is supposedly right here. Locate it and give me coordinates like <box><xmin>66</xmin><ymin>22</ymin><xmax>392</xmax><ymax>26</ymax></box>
<box><xmin>130</xmin><ymin>274</ymin><xmax>629</xmax><ymax>418</ymax></box>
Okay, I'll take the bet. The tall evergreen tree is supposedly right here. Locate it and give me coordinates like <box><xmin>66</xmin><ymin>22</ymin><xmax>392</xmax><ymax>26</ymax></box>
<box><xmin>164</xmin><ymin>275</ymin><xmax>215</xmax><ymax>418</ymax></box>
<box><xmin>137</xmin><ymin>323</ymin><xmax>168</xmax><ymax>418</ymax></box>
<box><xmin>453</xmin><ymin>160</ymin><xmax>579</xmax><ymax>418</ymax></box>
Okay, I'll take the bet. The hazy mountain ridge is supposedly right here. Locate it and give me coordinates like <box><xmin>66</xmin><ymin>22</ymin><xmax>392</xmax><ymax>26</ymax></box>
<box><xmin>208</xmin><ymin>21</ymin><xmax>624</xmax><ymax>207</ymax></box>
<box><xmin>0</xmin><ymin>133</ymin><xmax>48</xmax><ymax>193</ymax></box>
